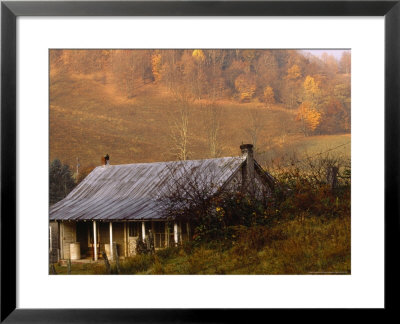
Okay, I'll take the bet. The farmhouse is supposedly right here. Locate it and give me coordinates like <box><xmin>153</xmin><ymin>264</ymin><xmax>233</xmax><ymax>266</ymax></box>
<box><xmin>49</xmin><ymin>144</ymin><xmax>275</xmax><ymax>261</ymax></box>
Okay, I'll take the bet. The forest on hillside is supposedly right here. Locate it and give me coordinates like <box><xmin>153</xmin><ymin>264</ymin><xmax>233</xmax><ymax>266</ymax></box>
<box><xmin>50</xmin><ymin>49</ymin><xmax>350</xmax><ymax>136</ymax></box>
<box><xmin>50</xmin><ymin>49</ymin><xmax>351</xmax><ymax>195</ymax></box>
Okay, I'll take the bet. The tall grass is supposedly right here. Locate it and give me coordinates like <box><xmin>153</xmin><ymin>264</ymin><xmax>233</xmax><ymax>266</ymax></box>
<box><xmin>104</xmin><ymin>216</ymin><xmax>349</xmax><ymax>275</ymax></box>
<box><xmin>52</xmin><ymin>215</ymin><xmax>350</xmax><ymax>275</ymax></box>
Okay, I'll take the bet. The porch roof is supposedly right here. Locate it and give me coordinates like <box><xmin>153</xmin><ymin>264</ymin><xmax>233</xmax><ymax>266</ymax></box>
<box><xmin>50</xmin><ymin>156</ymin><xmax>245</xmax><ymax>221</ymax></box>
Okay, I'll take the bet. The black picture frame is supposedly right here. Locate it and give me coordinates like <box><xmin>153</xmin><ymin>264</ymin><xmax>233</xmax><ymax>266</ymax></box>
<box><xmin>1</xmin><ymin>0</ymin><xmax>399</xmax><ymax>322</ymax></box>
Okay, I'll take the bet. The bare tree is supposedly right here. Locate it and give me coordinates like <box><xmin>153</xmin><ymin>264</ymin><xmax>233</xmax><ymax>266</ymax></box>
<box><xmin>155</xmin><ymin>160</ymin><xmax>240</xmax><ymax>224</ymax></box>
<box><xmin>245</xmin><ymin>109</ymin><xmax>264</xmax><ymax>151</ymax></box>
<box><xmin>203</xmin><ymin>102</ymin><xmax>222</xmax><ymax>158</ymax></box>
<box><xmin>168</xmin><ymin>86</ymin><xmax>193</xmax><ymax>161</ymax></box>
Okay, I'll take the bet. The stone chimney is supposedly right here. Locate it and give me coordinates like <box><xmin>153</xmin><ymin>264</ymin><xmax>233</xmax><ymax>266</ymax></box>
<box><xmin>240</xmin><ymin>144</ymin><xmax>255</xmax><ymax>196</ymax></box>
<box><xmin>101</xmin><ymin>154</ymin><xmax>110</xmax><ymax>166</ymax></box>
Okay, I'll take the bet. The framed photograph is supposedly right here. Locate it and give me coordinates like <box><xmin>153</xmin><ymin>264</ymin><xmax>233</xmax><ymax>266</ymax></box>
<box><xmin>1</xmin><ymin>0</ymin><xmax>399</xmax><ymax>321</ymax></box>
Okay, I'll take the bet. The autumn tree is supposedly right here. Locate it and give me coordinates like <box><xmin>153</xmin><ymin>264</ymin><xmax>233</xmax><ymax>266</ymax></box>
<box><xmin>151</xmin><ymin>52</ymin><xmax>163</xmax><ymax>82</ymax></box>
<box><xmin>287</xmin><ymin>64</ymin><xmax>302</xmax><ymax>80</ymax></box>
<box><xmin>188</xmin><ymin>50</ymin><xmax>207</xmax><ymax>99</ymax></box>
<box><xmin>254</xmin><ymin>51</ymin><xmax>279</xmax><ymax>100</ymax></box>
<box><xmin>333</xmin><ymin>82</ymin><xmax>351</xmax><ymax>132</ymax></box>
<box><xmin>192</xmin><ymin>49</ymin><xmax>205</xmax><ymax>62</ymax></box>
<box><xmin>224</xmin><ymin>59</ymin><xmax>247</xmax><ymax>96</ymax></box>
<box><xmin>296</xmin><ymin>101</ymin><xmax>322</xmax><ymax>136</ymax></box>
<box><xmin>110</xmin><ymin>50</ymin><xmax>137</xmax><ymax>97</ymax></box>
<box><xmin>339</xmin><ymin>51</ymin><xmax>351</xmax><ymax>74</ymax></box>
<box><xmin>204</xmin><ymin>50</ymin><xmax>225</xmax><ymax>100</ymax></box>
<box><xmin>235</xmin><ymin>74</ymin><xmax>257</xmax><ymax>102</ymax></box>
<box><xmin>320</xmin><ymin>53</ymin><xmax>339</xmax><ymax>76</ymax></box>
<box><xmin>319</xmin><ymin>98</ymin><xmax>346</xmax><ymax>134</ymax></box>
<box><xmin>159</xmin><ymin>50</ymin><xmax>183</xmax><ymax>90</ymax></box>
<box><xmin>283</xmin><ymin>64</ymin><xmax>302</xmax><ymax>109</ymax></box>
<box><xmin>263</xmin><ymin>86</ymin><xmax>275</xmax><ymax>109</ymax></box>
<box><xmin>303</xmin><ymin>75</ymin><xmax>321</xmax><ymax>106</ymax></box>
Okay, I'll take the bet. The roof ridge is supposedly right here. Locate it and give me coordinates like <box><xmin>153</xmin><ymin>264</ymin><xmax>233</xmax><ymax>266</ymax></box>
<box><xmin>96</xmin><ymin>155</ymin><xmax>243</xmax><ymax>168</ymax></box>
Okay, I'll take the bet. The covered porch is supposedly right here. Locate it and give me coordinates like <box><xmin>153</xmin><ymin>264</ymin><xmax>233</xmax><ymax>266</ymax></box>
<box><xmin>55</xmin><ymin>220</ymin><xmax>191</xmax><ymax>261</ymax></box>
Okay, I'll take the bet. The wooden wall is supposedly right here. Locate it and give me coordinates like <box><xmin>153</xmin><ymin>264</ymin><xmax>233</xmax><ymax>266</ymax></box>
<box><xmin>49</xmin><ymin>221</ymin><xmax>59</xmax><ymax>263</ymax></box>
<box><xmin>49</xmin><ymin>221</ymin><xmax>59</xmax><ymax>251</ymax></box>
<box><xmin>60</xmin><ymin>222</ymin><xmax>76</xmax><ymax>259</ymax></box>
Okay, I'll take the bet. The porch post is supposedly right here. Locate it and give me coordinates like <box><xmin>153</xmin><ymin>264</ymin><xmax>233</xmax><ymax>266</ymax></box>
<box><xmin>174</xmin><ymin>222</ymin><xmax>178</xmax><ymax>246</ymax></box>
<box><xmin>142</xmin><ymin>222</ymin><xmax>146</xmax><ymax>241</ymax></box>
<box><xmin>93</xmin><ymin>220</ymin><xmax>98</xmax><ymax>261</ymax></box>
<box><xmin>165</xmin><ymin>222</ymin><xmax>169</xmax><ymax>247</ymax></box>
<box><xmin>49</xmin><ymin>225</ymin><xmax>52</xmax><ymax>252</ymax></box>
<box><xmin>59</xmin><ymin>221</ymin><xmax>64</xmax><ymax>259</ymax></box>
<box><xmin>109</xmin><ymin>222</ymin><xmax>113</xmax><ymax>261</ymax></box>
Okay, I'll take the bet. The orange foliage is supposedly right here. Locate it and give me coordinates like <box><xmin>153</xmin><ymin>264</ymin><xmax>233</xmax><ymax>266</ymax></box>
<box><xmin>234</xmin><ymin>74</ymin><xmax>256</xmax><ymax>102</ymax></box>
<box><xmin>303</xmin><ymin>75</ymin><xmax>320</xmax><ymax>101</ymax></box>
<box><xmin>151</xmin><ymin>53</ymin><xmax>162</xmax><ymax>82</ymax></box>
<box><xmin>263</xmin><ymin>86</ymin><xmax>275</xmax><ymax>108</ymax></box>
<box><xmin>192</xmin><ymin>49</ymin><xmax>205</xmax><ymax>62</ymax></box>
<box><xmin>296</xmin><ymin>101</ymin><xmax>321</xmax><ymax>135</ymax></box>
<box><xmin>286</xmin><ymin>64</ymin><xmax>302</xmax><ymax>80</ymax></box>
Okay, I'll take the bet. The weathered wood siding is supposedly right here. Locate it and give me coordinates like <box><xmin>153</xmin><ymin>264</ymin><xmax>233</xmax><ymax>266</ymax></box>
<box><xmin>223</xmin><ymin>169</ymin><xmax>242</xmax><ymax>192</ymax></box>
<box><xmin>224</xmin><ymin>165</ymin><xmax>272</xmax><ymax>199</ymax></box>
<box><xmin>49</xmin><ymin>221</ymin><xmax>60</xmax><ymax>262</ymax></box>
<box><xmin>61</xmin><ymin>222</ymin><xmax>76</xmax><ymax>259</ymax></box>
<box><xmin>49</xmin><ymin>221</ymin><xmax>59</xmax><ymax>251</ymax></box>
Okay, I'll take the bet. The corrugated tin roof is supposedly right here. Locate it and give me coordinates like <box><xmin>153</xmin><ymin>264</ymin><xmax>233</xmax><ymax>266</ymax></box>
<box><xmin>49</xmin><ymin>156</ymin><xmax>246</xmax><ymax>221</ymax></box>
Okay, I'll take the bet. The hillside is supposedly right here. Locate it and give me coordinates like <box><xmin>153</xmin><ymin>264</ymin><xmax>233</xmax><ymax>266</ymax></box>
<box><xmin>50</xmin><ymin>70</ymin><xmax>350</xmax><ymax>171</ymax></box>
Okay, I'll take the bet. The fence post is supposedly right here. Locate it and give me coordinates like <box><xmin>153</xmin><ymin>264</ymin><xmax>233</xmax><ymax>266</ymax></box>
<box><xmin>67</xmin><ymin>259</ymin><xmax>71</xmax><ymax>275</ymax></box>
<box><xmin>327</xmin><ymin>166</ymin><xmax>338</xmax><ymax>190</ymax></box>
<box><xmin>102</xmin><ymin>251</ymin><xmax>111</xmax><ymax>274</ymax></box>
<box><xmin>50</xmin><ymin>263</ymin><xmax>57</xmax><ymax>275</ymax></box>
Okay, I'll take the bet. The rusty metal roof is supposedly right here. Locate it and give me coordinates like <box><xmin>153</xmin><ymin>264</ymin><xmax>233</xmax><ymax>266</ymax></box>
<box><xmin>49</xmin><ymin>156</ymin><xmax>246</xmax><ymax>221</ymax></box>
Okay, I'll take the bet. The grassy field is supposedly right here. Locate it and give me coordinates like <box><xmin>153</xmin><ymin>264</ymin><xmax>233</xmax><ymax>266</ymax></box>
<box><xmin>52</xmin><ymin>215</ymin><xmax>350</xmax><ymax>275</ymax></box>
<box><xmin>50</xmin><ymin>71</ymin><xmax>350</xmax><ymax>170</ymax></box>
